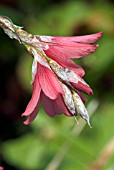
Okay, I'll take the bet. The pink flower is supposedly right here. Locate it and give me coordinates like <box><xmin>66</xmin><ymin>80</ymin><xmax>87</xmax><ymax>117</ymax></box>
<box><xmin>0</xmin><ymin>16</ymin><xmax>103</xmax><ymax>126</ymax></box>
<box><xmin>22</xmin><ymin>63</ymin><xmax>73</xmax><ymax>125</ymax></box>
<box><xmin>22</xmin><ymin>32</ymin><xmax>102</xmax><ymax>125</ymax></box>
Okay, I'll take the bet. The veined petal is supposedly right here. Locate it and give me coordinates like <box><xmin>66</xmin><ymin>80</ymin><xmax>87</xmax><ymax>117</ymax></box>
<box><xmin>38</xmin><ymin>64</ymin><xmax>64</xmax><ymax>99</ymax></box>
<box><xmin>22</xmin><ymin>74</ymin><xmax>41</xmax><ymax>116</ymax></box>
<box><xmin>51</xmin><ymin>32</ymin><xmax>103</xmax><ymax>44</ymax></box>
<box><xmin>46</xmin><ymin>43</ymin><xmax>98</xmax><ymax>59</ymax></box>
<box><xmin>49</xmin><ymin>59</ymin><xmax>91</xmax><ymax>96</ymax></box>
<box><xmin>72</xmin><ymin>81</ymin><xmax>93</xmax><ymax>95</ymax></box>
<box><xmin>41</xmin><ymin>92</ymin><xmax>72</xmax><ymax>117</ymax></box>
<box><xmin>44</xmin><ymin>49</ymin><xmax>85</xmax><ymax>77</ymax></box>
<box><xmin>23</xmin><ymin>98</ymin><xmax>41</xmax><ymax>125</ymax></box>
<box><xmin>44</xmin><ymin>32</ymin><xmax>102</xmax><ymax>60</ymax></box>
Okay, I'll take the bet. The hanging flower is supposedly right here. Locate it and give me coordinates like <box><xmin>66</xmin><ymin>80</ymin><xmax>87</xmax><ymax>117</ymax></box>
<box><xmin>0</xmin><ymin>16</ymin><xmax>103</xmax><ymax>126</ymax></box>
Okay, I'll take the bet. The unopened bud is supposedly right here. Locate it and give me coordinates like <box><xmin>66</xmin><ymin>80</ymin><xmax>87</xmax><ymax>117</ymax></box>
<box><xmin>73</xmin><ymin>92</ymin><xmax>92</xmax><ymax>128</ymax></box>
<box><xmin>60</xmin><ymin>82</ymin><xmax>76</xmax><ymax>115</ymax></box>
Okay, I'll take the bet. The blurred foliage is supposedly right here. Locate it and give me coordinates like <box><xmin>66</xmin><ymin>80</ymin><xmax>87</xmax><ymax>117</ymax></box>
<box><xmin>0</xmin><ymin>0</ymin><xmax>114</xmax><ymax>170</ymax></box>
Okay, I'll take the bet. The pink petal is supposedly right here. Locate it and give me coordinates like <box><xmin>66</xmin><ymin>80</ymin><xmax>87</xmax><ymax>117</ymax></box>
<box><xmin>38</xmin><ymin>64</ymin><xmax>64</xmax><ymax>99</ymax></box>
<box><xmin>69</xmin><ymin>63</ymin><xmax>85</xmax><ymax>77</ymax></box>
<box><xmin>51</xmin><ymin>32</ymin><xmax>103</xmax><ymax>44</ymax></box>
<box><xmin>23</xmin><ymin>98</ymin><xmax>41</xmax><ymax>125</ymax></box>
<box><xmin>41</xmin><ymin>92</ymin><xmax>73</xmax><ymax>117</ymax></box>
<box><xmin>44</xmin><ymin>49</ymin><xmax>85</xmax><ymax>77</ymax></box>
<box><xmin>46</xmin><ymin>43</ymin><xmax>98</xmax><ymax>59</ymax></box>
<box><xmin>72</xmin><ymin>82</ymin><xmax>93</xmax><ymax>95</ymax></box>
<box><xmin>76</xmin><ymin>90</ymin><xmax>87</xmax><ymax>103</ymax></box>
<box><xmin>22</xmin><ymin>74</ymin><xmax>41</xmax><ymax>116</ymax></box>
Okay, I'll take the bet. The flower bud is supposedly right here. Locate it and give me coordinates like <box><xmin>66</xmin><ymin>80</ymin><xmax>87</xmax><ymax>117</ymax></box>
<box><xmin>60</xmin><ymin>82</ymin><xmax>76</xmax><ymax>115</ymax></box>
<box><xmin>73</xmin><ymin>92</ymin><xmax>92</xmax><ymax>127</ymax></box>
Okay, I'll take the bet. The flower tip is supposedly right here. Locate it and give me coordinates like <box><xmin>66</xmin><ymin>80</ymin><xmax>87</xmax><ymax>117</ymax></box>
<box><xmin>98</xmin><ymin>31</ymin><xmax>103</xmax><ymax>37</ymax></box>
<box><xmin>84</xmin><ymin>114</ymin><xmax>92</xmax><ymax>128</ymax></box>
<box><xmin>21</xmin><ymin>114</ymin><xmax>30</xmax><ymax>125</ymax></box>
<box><xmin>90</xmin><ymin>44</ymin><xmax>99</xmax><ymax>53</ymax></box>
<box><xmin>95</xmin><ymin>31</ymin><xmax>103</xmax><ymax>40</ymax></box>
<box><xmin>87</xmin><ymin>120</ymin><xmax>92</xmax><ymax>128</ymax></box>
<box><xmin>23</xmin><ymin>119</ymin><xmax>29</xmax><ymax>125</ymax></box>
<box><xmin>87</xmin><ymin>89</ymin><xmax>93</xmax><ymax>96</ymax></box>
<box><xmin>21</xmin><ymin>113</ymin><xmax>25</xmax><ymax>117</ymax></box>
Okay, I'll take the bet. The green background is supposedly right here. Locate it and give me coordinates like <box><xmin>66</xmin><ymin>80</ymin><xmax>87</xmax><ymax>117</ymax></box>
<box><xmin>0</xmin><ymin>0</ymin><xmax>114</xmax><ymax>169</ymax></box>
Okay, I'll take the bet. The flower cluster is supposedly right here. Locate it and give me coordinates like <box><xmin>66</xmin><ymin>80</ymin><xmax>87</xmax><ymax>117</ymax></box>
<box><xmin>0</xmin><ymin>16</ymin><xmax>102</xmax><ymax>126</ymax></box>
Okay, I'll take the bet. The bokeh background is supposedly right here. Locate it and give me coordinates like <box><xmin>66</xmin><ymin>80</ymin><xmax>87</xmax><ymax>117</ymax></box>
<box><xmin>0</xmin><ymin>0</ymin><xmax>114</xmax><ymax>170</ymax></box>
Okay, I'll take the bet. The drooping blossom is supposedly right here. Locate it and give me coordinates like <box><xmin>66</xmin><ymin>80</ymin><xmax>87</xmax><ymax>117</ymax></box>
<box><xmin>0</xmin><ymin>16</ymin><xmax>103</xmax><ymax>126</ymax></box>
